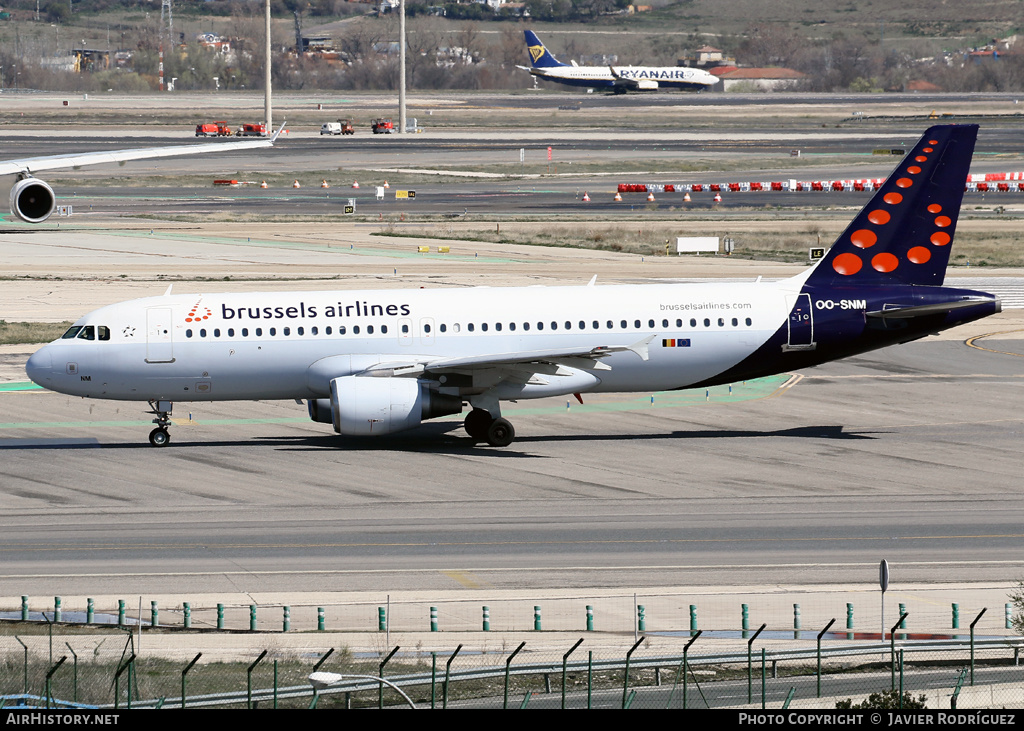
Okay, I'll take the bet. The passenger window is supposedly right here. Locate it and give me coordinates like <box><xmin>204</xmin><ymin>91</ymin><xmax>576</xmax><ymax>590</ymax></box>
<box><xmin>242</xmin><ymin>328</ymin><xmax>249</xmax><ymax>337</ymax></box>
<box><xmin>454</xmin><ymin>324</ymin><xmax>461</xmax><ymax>333</ymax></box>
<box><xmin>718</xmin><ymin>318</ymin><xmax>725</xmax><ymax>327</ymax></box>
<box><xmin>327</xmin><ymin>326</ymin><xmax>334</xmax><ymax>335</ymax></box>
<box><xmin>565</xmin><ymin>321</ymin><xmax>572</xmax><ymax>330</ymax></box>
<box><xmin>214</xmin><ymin>328</ymin><xmax>221</xmax><ymax>337</ymax></box>
<box><xmin>690</xmin><ymin>319</ymin><xmax>697</xmax><ymax>328</ymax></box>
<box><xmin>367</xmin><ymin>325</ymin><xmax>374</xmax><ymax>334</ymax></box>
<box><xmin>424</xmin><ymin>324</ymin><xmax>431</xmax><ymax>333</ymax></box>
<box><xmin>509</xmin><ymin>322</ymin><xmax>516</xmax><ymax>331</ymax></box>
<box><xmin>496</xmin><ymin>322</ymin><xmax>502</xmax><ymax>331</ymax></box>
<box><xmin>256</xmin><ymin>328</ymin><xmax>263</xmax><ymax>336</ymax></box>
<box><xmin>592</xmin><ymin>321</ymin><xmax>599</xmax><ymax>329</ymax></box>
<box><xmin>200</xmin><ymin>329</ymin><xmax>207</xmax><ymax>338</ymax></box>
<box><xmin>228</xmin><ymin>328</ymin><xmax>235</xmax><ymax>337</ymax></box>
<box><xmin>269</xmin><ymin>328</ymin><xmax>276</xmax><ymax>336</ymax></box>
<box><xmin>579</xmin><ymin>321</ymin><xmax>586</xmax><ymax>330</ymax></box>
<box><xmin>703</xmin><ymin>319</ymin><xmax>710</xmax><ymax>328</ymax></box>
<box><xmin>98</xmin><ymin>326</ymin><xmax>110</xmax><ymax>341</ymax></box>
<box><xmin>550</xmin><ymin>322</ymin><xmax>557</xmax><ymax>330</ymax></box>
<box><xmin>353</xmin><ymin>326</ymin><xmax>360</xmax><ymax>335</ymax></box>
<box><xmin>283</xmin><ymin>327</ymin><xmax>290</xmax><ymax>336</ymax></box>
<box><xmin>311</xmin><ymin>326</ymin><xmax>318</xmax><ymax>335</ymax></box>
<box><xmin>746</xmin><ymin>318</ymin><xmax>752</xmax><ymax>326</ymax></box>
<box><xmin>731</xmin><ymin>318</ymin><xmax>738</xmax><ymax>327</ymax></box>
<box><xmin>77</xmin><ymin>326</ymin><xmax>95</xmax><ymax>340</ymax></box>
<box><xmin>402</xmin><ymin>324</ymin><xmax>410</xmax><ymax>334</ymax></box>
<box><xmin>381</xmin><ymin>325</ymin><xmax>388</xmax><ymax>334</ymax></box>
<box><xmin>61</xmin><ymin>326</ymin><xmax>82</xmax><ymax>339</ymax></box>
<box><xmin>649</xmin><ymin>319</ymin><xmax>655</xmax><ymax>328</ymax></box>
<box><xmin>663</xmin><ymin>319</ymin><xmax>669</xmax><ymax>328</ymax></box>
<box><xmin>635</xmin><ymin>320</ymin><xmax>641</xmax><ymax>329</ymax></box>
<box><xmin>537</xmin><ymin>322</ymin><xmax>544</xmax><ymax>331</ymax></box>
<box><xmin>676</xmin><ymin>319</ymin><xmax>682</xmax><ymax>327</ymax></box>
<box><xmin>523</xmin><ymin>323</ymin><xmax>530</xmax><ymax>331</ymax></box>
<box><xmin>186</xmin><ymin>329</ymin><xmax>193</xmax><ymax>338</ymax></box>
<box><xmin>481</xmin><ymin>323</ymin><xmax>488</xmax><ymax>332</ymax></box>
<box><xmin>607</xmin><ymin>321</ymin><xmax>613</xmax><ymax>329</ymax></box>
<box><xmin>620</xmin><ymin>320</ymin><xmax>627</xmax><ymax>329</ymax></box>
<box><xmin>468</xmin><ymin>323</ymin><xmax>475</xmax><ymax>332</ymax></box>
<box><xmin>440</xmin><ymin>324</ymin><xmax>447</xmax><ymax>333</ymax></box>
<box><xmin>297</xmin><ymin>327</ymin><xmax>304</xmax><ymax>336</ymax></box>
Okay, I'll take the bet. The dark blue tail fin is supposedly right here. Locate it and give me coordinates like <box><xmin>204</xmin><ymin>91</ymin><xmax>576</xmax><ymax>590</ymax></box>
<box><xmin>524</xmin><ymin>30</ymin><xmax>565</xmax><ymax>68</ymax></box>
<box><xmin>806</xmin><ymin>124</ymin><xmax>977</xmax><ymax>288</ymax></box>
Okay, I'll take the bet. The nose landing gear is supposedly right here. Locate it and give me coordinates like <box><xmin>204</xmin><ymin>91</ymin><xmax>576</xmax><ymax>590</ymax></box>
<box><xmin>147</xmin><ymin>400</ymin><xmax>173</xmax><ymax>447</ymax></box>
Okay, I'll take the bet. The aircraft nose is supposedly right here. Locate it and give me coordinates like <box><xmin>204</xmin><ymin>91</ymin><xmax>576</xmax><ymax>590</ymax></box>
<box><xmin>25</xmin><ymin>347</ymin><xmax>53</xmax><ymax>386</ymax></box>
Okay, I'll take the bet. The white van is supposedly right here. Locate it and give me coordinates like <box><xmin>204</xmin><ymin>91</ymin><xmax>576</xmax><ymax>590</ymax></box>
<box><xmin>320</xmin><ymin>122</ymin><xmax>342</xmax><ymax>136</ymax></box>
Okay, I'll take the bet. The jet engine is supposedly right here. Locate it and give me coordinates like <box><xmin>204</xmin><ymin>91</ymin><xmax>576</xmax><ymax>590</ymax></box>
<box><xmin>317</xmin><ymin>376</ymin><xmax>462</xmax><ymax>436</ymax></box>
<box><xmin>10</xmin><ymin>176</ymin><xmax>56</xmax><ymax>224</ymax></box>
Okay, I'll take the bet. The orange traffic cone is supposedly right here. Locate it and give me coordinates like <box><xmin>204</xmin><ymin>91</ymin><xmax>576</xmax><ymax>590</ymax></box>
<box><xmin>582</xmin><ymin>192</ymin><xmax>590</xmax><ymax>202</ymax></box>
<box><xmin>292</xmin><ymin>180</ymin><xmax>301</xmax><ymax>188</ymax></box>
<box><xmin>647</xmin><ymin>192</ymin><xmax>655</xmax><ymax>202</ymax></box>
<box><xmin>260</xmin><ymin>180</ymin><xmax>268</xmax><ymax>189</ymax></box>
<box><xmin>321</xmin><ymin>179</ymin><xmax>329</xmax><ymax>189</ymax></box>
<box><xmin>383</xmin><ymin>181</ymin><xmax>390</xmax><ymax>189</ymax></box>
<box><xmin>614</xmin><ymin>191</ymin><xmax>623</xmax><ymax>202</ymax></box>
<box><xmin>352</xmin><ymin>180</ymin><xmax>360</xmax><ymax>189</ymax></box>
<box><xmin>683</xmin><ymin>192</ymin><xmax>691</xmax><ymax>202</ymax></box>
<box><xmin>713</xmin><ymin>193</ymin><xmax>722</xmax><ymax>203</ymax></box>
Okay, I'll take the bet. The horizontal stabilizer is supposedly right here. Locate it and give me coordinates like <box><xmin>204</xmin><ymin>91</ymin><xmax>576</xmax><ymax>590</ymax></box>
<box><xmin>866</xmin><ymin>297</ymin><xmax>1000</xmax><ymax>319</ymax></box>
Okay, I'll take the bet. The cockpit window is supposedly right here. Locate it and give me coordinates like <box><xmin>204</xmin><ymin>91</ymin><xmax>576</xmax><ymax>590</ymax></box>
<box><xmin>76</xmin><ymin>325</ymin><xmax>96</xmax><ymax>341</ymax></box>
<box><xmin>61</xmin><ymin>326</ymin><xmax>82</xmax><ymax>339</ymax></box>
<box><xmin>98</xmin><ymin>326</ymin><xmax>110</xmax><ymax>341</ymax></box>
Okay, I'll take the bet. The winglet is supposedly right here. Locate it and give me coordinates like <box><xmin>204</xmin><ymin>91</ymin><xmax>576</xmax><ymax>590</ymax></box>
<box><xmin>628</xmin><ymin>335</ymin><xmax>655</xmax><ymax>362</ymax></box>
<box><xmin>269</xmin><ymin>120</ymin><xmax>287</xmax><ymax>144</ymax></box>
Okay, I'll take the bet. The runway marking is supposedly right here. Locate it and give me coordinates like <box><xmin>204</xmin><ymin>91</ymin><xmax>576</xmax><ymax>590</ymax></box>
<box><xmin>3</xmin><ymin>560</ymin><xmax>1023</xmax><ymax>581</ymax></box>
<box><xmin>2</xmin><ymin>533</ymin><xmax>1024</xmax><ymax>553</ymax></box>
<box><xmin>441</xmin><ymin>571</ymin><xmax>486</xmax><ymax>589</ymax></box>
<box><xmin>965</xmin><ymin>329</ymin><xmax>1024</xmax><ymax>357</ymax></box>
<box><xmin>0</xmin><ymin>382</ymin><xmax>41</xmax><ymax>392</ymax></box>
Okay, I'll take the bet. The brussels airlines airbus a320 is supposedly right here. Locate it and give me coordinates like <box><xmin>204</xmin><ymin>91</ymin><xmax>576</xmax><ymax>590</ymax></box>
<box><xmin>519</xmin><ymin>30</ymin><xmax>717</xmax><ymax>93</ymax></box>
<box><xmin>27</xmin><ymin>125</ymin><xmax>999</xmax><ymax>448</ymax></box>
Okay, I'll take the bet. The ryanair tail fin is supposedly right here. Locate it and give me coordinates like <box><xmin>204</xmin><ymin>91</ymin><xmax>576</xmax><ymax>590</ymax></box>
<box><xmin>806</xmin><ymin>124</ymin><xmax>977</xmax><ymax>288</ymax></box>
<box><xmin>524</xmin><ymin>30</ymin><xmax>565</xmax><ymax>69</ymax></box>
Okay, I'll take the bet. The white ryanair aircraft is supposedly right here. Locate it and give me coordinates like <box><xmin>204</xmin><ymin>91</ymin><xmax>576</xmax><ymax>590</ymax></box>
<box><xmin>26</xmin><ymin>125</ymin><xmax>1000</xmax><ymax>448</ymax></box>
<box><xmin>520</xmin><ymin>30</ymin><xmax>718</xmax><ymax>93</ymax></box>
<box><xmin>0</xmin><ymin>126</ymin><xmax>282</xmax><ymax>224</ymax></box>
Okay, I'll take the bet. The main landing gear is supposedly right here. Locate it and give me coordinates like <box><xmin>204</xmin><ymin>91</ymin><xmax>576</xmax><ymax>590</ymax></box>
<box><xmin>464</xmin><ymin>408</ymin><xmax>515</xmax><ymax>447</ymax></box>
<box><xmin>148</xmin><ymin>400</ymin><xmax>173</xmax><ymax>447</ymax></box>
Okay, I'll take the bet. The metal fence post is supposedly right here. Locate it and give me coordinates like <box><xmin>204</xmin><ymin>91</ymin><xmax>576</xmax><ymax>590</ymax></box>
<box><xmin>503</xmin><ymin>642</ymin><xmax>525</xmax><ymax>710</ymax></box>
<box><xmin>970</xmin><ymin>608</ymin><xmax>987</xmax><ymax>686</ymax></box>
<box><xmin>443</xmin><ymin>644</ymin><xmax>462</xmax><ymax>710</ymax></box>
<box><xmin>817</xmin><ymin>618</ymin><xmax>836</xmax><ymax>697</ymax></box>
<box><xmin>247</xmin><ymin>650</ymin><xmax>267</xmax><ymax>709</ymax></box>
<box><xmin>622</xmin><ymin>636</ymin><xmax>644</xmax><ymax>709</ymax></box>
<box><xmin>379</xmin><ymin>646</ymin><xmax>399</xmax><ymax>709</ymax></box>
<box><xmin>761</xmin><ymin>647</ymin><xmax>766</xmax><ymax>709</ymax></box>
<box><xmin>44</xmin><ymin>656</ymin><xmax>67</xmax><ymax>709</ymax></box>
<box><xmin>181</xmin><ymin>653</ymin><xmax>201</xmax><ymax>709</ymax></box>
<box><xmin>561</xmin><ymin>638</ymin><xmax>584</xmax><ymax>709</ymax></box>
<box><xmin>748</xmin><ymin>623</ymin><xmax>766</xmax><ymax>703</ymax></box>
<box><xmin>890</xmin><ymin>612</ymin><xmax>907</xmax><ymax>691</ymax></box>
<box><xmin>65</xmin><ymin>642</ymin><xmax>78</xmax><ymax>703</ymax></box>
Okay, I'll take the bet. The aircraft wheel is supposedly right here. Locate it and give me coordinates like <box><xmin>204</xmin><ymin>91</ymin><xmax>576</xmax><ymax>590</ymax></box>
<box><xmin>149</xmin><ymin>428</ymin><xmax>170</xmax><ymax>447</ymax></box>
<box><xmin>464</xmin><ymin>409</ymin><xmax>493</xmax><ymax>441</ymax></box>
<box><xmin>485</xmin><ymin>418</ymin><xmax>515</xmax><ymax>448</ymax></box>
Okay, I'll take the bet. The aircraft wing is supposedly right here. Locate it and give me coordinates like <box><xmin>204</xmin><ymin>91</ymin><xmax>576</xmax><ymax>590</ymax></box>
<box><xmin>0</xmin><ymin>124</ymin><xmax>282</xmax><ymax>177</ymax></box>
<box><xmin>1</xmin><ymin>122</ymin><xmax>284</xmax><ymax>223</ymax></box>
<box><xmin>361</xmin><ymin>336</ymin><xmax>655</xmax><ymax>378</ymax></box>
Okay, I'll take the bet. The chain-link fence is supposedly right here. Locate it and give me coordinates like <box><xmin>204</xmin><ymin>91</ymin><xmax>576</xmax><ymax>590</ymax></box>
<box><xmin>3</xmin><ymin>629</ymin><xmax>1023</xmax><ymax>709</ymax></box>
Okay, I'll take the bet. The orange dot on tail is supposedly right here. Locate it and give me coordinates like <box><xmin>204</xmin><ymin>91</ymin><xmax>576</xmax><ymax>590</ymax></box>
<box><xmin>931</xmin><ymin>231</ymin><xmax>951</xmax><ymax>246</ymax></box>
<box><xmin>915</xmin><ymin>156</ymin><xmax>927</xmax><ymax>162</ymax></box>
<box><xmin>850</xmin><ymin>229</ymin><xmax>877</xmax><ymax>248</ymax></box>
<box><xmin>896</xmin><ymin>178</ymin><xmax>913</xmax><ymax>188</ymax></box>
<box><xmin>928</xmin><ymin>204</ymin><xmax>942</xmax><ymax>213</ymax></box>
<box><xmin>923</xmin><ymin>147</ymin><xmax>934</xmax><ymax>153</ymax></box>
<box><xmin>907</xmin><ymin>166</ymin><xmax>922</xmax><ymax>174</ymax></box>
<box><xmin>935</xmin><ymin>216</ymin><xmax>952</xmax><ymax>227</ymax></box>
<box><xmin>908</xmin><ymin>246</ymin><xmax>931</xmax><ymax>264</ymax></box>
<box><xmin>929</xmin><ymin>139</ymin><xmax>938</xmax><ymax>144</ymax></box>
<box><xmin>872</xmin><ymin>253</ymin><xmax>899</xmax><ymax>273</ymax></box>
<box><xmin>833</xmin><ymin>253</ymin><xmax>863</xmax><ymax>275</ymax></box>
<box><xmin>868</xmin><ymin>210</ymin><xmax>891</xmax><ymax>225</ymax></box>
<box><xmin>883</xmin><ymin>193</ymin><xmax>903</xmax><ymax>205</ymax></box>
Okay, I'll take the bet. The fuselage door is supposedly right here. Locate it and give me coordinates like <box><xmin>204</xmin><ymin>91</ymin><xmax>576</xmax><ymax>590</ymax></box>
<box><xmin>146</xmin><ymin>307</ymin><xmax>175</xmax><ymax>363</ymax></box>
<box><xmin>783</xmin><ymin>293</ymin><xmax>815</xmax><ymax>351</ymax></box>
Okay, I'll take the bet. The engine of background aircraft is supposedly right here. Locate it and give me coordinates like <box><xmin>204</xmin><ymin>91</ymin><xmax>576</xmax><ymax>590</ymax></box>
<box><xmin>10</xmin><ymin>176</ymin><xmax>56</xmax><ymax>223</ymax></box>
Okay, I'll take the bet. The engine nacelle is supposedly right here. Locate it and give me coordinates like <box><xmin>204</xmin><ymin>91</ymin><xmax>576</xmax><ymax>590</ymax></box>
<box><xmin>10</xmin><ymin>176</ymin><xmax>56</xmax><ymax>224</ymax></box>
<box><xmin>307</xmin><ymin>398</ymin><xmax>333</xmax><ymax>424</ymax></box>
<box><xmin>327</xmin><ymin>376</ymin><xmax>462</xmax><ymax>436</ymax></box>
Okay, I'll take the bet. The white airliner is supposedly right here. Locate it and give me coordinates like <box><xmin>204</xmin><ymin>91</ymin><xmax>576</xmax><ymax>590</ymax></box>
<box><xmin>0</xmin><ymin>125</ymin><xmax>282</xmax><ymax>224</ymax></box>
<box><xmin>520</xmin><ymin>30</ymin><xmax>718</xmax><ymax>93</ymax></box>
<box><xmin>26</xmin><ymin>125</ymin><xmax>1000</xmax><ymax>448</ymax></box>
